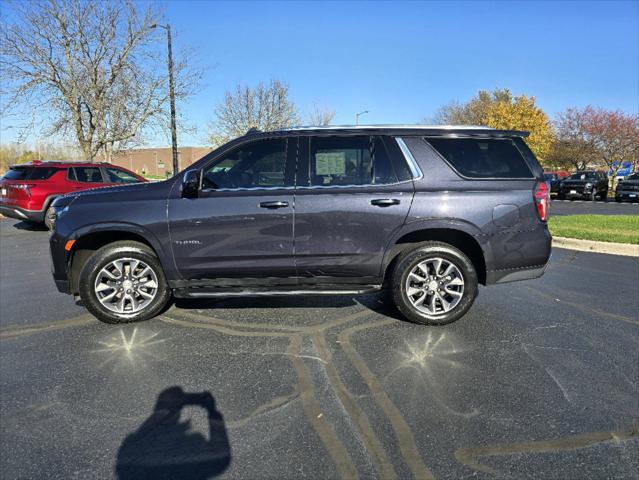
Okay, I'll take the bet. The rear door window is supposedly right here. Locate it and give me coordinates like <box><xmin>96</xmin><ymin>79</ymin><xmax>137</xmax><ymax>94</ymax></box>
<box><xmin>306</xmin><ymin>136</ymin><xmax>398</xmax><ymax>187</ymax></box>
<box><xmin>69</xmin><ymin>167</ymin><xmax>104</xmax><ymax>183</ymax></box>
<box><xmin>426</xmin><ymin>138</ymin><xmax>534</xmax><ymax>179</ymax></box>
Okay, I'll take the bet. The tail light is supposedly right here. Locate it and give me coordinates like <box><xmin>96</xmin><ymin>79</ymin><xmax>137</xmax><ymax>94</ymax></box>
<box><xmin>534</xmin><ymin>181</ymin><xmax>550</xmax><ymax>221</ymax></box>
<box><xmin>15</xmin><ymin>183</ymin><xmax>36</xmax><ymax>197</ymax></box>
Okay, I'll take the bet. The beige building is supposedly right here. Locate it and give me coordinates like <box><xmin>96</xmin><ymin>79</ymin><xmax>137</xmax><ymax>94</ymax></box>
<box><xmin>101</xmin><ymin>147</ymin><xmax>213</xmax><ymax>177</ymax></box>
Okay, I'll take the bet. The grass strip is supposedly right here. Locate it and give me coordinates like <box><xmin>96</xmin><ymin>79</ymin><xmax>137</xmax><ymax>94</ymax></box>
<box><xmin>548</xmin><ymin>215</ymin><xmax>639</xmax><ymax>245</ymax></box>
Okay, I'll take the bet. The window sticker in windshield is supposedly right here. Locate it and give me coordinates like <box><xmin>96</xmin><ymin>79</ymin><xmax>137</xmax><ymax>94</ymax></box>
<box><xmin>316</xmin><ymin>152</ymin><xmax>346</xmax><ymax>175</ymax></box>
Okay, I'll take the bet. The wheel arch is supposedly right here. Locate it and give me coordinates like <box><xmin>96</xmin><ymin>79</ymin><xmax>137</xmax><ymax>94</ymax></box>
<box><xmin>383</xmin><ymin>223</ymin><xmax>489</xmax><ymax>285</ymax></box>
<box><xmin>67</xmin><ymin>224</ymin><xmax>168</xmax><ymax>295</ymax></box>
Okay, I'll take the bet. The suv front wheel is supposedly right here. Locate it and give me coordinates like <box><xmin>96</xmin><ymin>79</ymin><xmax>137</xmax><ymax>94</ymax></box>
<box><xmin>390</xmin><ymin>242</ymin><xmax>478</xmax><ymax>325</ymax></box>
<box><xmin>79</xmin><ymin>241</ymin><xmax>171</xmax><ymax>324</ymax></box>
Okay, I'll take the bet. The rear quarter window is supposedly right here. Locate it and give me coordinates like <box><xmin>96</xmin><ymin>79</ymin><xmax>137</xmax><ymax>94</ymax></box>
<box><xmin>426</xmin><ymin>138</ymin><xmax>534</xmax><ymax>179</ymax></box>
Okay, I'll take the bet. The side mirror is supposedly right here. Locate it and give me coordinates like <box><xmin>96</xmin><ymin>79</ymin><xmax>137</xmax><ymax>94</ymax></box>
<box><xmin>182</xmin><ymin>170</ymin><xmax>200</xmax><ymax>198</ymax></box>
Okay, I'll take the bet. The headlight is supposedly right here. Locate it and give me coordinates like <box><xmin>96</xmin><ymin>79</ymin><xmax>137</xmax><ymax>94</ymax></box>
<box><xmin>46</xmin><ymin>204</ymin><xmax>69</xmax><ymax>231</ymax></box>
<box><xmin>584</xmin><ymin>182</ymin><xmax>593</xmax><ymax>189</ymax></box>
<box><xmin>47</xmin><ymin>196</ymin><xmax>75</xmax><ymax>231</ymax></box>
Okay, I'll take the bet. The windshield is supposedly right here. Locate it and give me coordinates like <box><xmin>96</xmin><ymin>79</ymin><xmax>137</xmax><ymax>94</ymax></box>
<box><xmin>567</xmin><ymin>172</ymin><xmax>596</xmax><ymax>180</ymax></box>
<box><xmin>626</xmin><ymin>173</ymin><xmax>639</xmax><ymax>180</ymax></box>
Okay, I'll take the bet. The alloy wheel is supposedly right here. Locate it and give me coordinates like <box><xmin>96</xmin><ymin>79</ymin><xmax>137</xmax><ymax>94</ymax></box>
<box><xmin>94</xmin><ymin>257</ymin><xmax>159</xmax><ymax>315</ymax></box>
<box><xmin>404</xmin><ymin>257</ymin><xmax>465</xmax><ymax>315</ymax></box>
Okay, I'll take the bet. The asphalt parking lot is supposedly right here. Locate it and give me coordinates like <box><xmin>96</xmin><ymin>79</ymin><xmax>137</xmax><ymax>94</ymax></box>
<box><xmin>1</xmin><ymin>217</ymin><xmax>638</xmax><ymax>479</ymax></box>
<box><xmin>551</xmin><ymin>198</ymin><xmax>639</xmax><ymax>216</ymax></box>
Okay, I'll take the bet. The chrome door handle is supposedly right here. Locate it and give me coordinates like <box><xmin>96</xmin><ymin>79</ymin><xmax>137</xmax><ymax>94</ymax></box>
<box><xmin>259</xmin><ymin>201</ymin><xmax>289</xmax><ymax>209</ymax></box>
<box><xmin>370</xmin><ymin>198</ymin><xmax>400</xmax><ymax>207</ymax></box>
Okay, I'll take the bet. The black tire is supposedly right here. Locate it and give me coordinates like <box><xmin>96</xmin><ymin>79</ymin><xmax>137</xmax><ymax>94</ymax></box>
<box><xmin>44</xmin><ymin>208</ymin><xmax>55</xmax><ymax>230</ymax></box>
<box><xmin>615</xmin><ymin>197</ymin><xmax>622</xmax><ymax>203</ymax></box>
<box><xmin>78</xmin><ymin>241</ymin><xmax>171</xmax><ymax>324</ymax></box>
<box><xmin>390</xmin><ymin>241</ymin><xmax>478</xmax><ymax>325</ymax></box>
<box><xmin>557</xmin><ymin>193</ymin><xmax>565</xmax><ymax>200</ymax></box>
<box><xmin>599</xmin><ymin>190</ymin><xmax>608</xmax><ymax>201</ymax></box>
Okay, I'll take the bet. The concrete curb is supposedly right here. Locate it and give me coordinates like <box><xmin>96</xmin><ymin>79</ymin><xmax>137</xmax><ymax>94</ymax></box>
<box><xmin>553</xmin><ymin>236</ymin><xmax>639</xmax><ymax>257</ymax></box>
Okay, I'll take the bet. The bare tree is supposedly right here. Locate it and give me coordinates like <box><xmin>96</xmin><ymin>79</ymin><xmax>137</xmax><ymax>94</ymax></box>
<box><xmin>306</xmin><ymin>104</ymin><xmax>335</xmax><ymax>126</ymax></box>
<box><xmin>1</xmin><ymin>0</ymin><xmax>199</xmax><ymax>160</ymax></box>
<box><xmin>208</xmin><ymin>79</ymin><xmax>299</xmax><ymax>146</ymax></box>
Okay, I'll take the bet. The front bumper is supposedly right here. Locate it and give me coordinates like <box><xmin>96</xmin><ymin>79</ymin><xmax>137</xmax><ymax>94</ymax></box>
<box><xmin>559</xmin><ymin>187</ymin><xmax>591</xmax><ymax>198</ymax></box>
<box><xmin>50</xmin><ymin>229</ymin><xmax>72</xmax><ymax>294</ymax></box>
<box><xmin>0</xmin><ymin>203</ymin><xmax>46</xmax><ymax>222</ymax></box>
<box><xmin>615</xmin><ymin>190</ymin><xmax>639</xmax><ymax>202</ymax></box>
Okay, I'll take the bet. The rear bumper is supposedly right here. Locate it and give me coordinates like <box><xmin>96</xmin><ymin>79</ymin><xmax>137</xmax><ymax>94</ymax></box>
<box><xmin>485</xmin><ymin>223</ymin><xmax>552</xmax><ymax>285</ymax></box>
<box><xmin>486</xmin><ymin>263</ymin><xmax>548</xmax><ymax>284</ymax></box>
<box><xmin>0</xmin><ymin>203</ymin><xmax>45</xmax><ymax>222</ymax></box>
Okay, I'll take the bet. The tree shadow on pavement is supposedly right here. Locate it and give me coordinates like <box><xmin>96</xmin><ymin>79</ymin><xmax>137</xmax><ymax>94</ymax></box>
<box><xmin>116</xmin><ymin>387</ymin><xmax>231</xmax><ymax>480</ymax></box>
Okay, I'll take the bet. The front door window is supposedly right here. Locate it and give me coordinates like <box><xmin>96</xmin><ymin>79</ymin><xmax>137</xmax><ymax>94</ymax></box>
<box><xmin>202</xmin><ymin>139</ymin><xmax>290</xmax><ymax>190</ymax></box>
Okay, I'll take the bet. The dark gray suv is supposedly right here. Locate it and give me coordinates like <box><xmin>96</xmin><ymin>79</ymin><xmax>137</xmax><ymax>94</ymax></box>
<box><xmin>49</xmin><ymin>126</ymin><xmax>552</xmax><ymax>325</ymax></box>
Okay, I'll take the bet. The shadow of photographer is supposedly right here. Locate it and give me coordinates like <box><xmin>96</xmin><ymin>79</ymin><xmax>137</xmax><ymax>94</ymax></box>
<box><xmin>116</xmin><ymin>386</ymin><xmax>231</xmax><ymax>479</ymax></box>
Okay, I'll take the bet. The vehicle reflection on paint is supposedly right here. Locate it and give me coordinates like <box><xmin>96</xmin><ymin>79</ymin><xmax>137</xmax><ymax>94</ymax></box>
<box><xmin>387</xmin><ymin>331</ymin><xmax>479</xmax><ymax>418</ymax></box>
<box><xmin>93</xmin><ymin>327</ymin><xmax>169</xmax><ymax>371</ymax></box>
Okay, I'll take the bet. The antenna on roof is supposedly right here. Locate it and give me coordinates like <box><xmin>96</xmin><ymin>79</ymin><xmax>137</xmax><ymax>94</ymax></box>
<box><xmin>245</xmin><ymin>127</ymin><xmax>261</xmax><ymax>135</ymax></box>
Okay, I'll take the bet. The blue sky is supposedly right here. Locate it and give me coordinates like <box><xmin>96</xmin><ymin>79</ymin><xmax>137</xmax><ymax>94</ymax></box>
<box><xmin>167</xmin><ymin>0</ymin><xmax>637</xmax><ymax>145</ymax></box>
<box><xmin>3</xmin><ymin>0</ymin><xmax>638</xmax><ymax>147</ymax></box>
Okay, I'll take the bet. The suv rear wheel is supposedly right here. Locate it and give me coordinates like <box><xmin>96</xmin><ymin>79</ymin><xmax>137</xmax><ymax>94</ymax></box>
<box><xmin>390</xmin><ymin>242</ymin><xmax>478</xmax><ymax>325</ymax></box>
<box><xmin>78</xmin><ymin>241</ymin><xmax>171</xmax><ymax>324</ymax></box>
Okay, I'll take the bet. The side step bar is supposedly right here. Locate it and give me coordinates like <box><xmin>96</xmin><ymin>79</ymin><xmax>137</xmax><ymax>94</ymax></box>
<box><xmin>173</xmin><ymin>285</ymin><xmax>382</xmax><ymax>299</ymax></box>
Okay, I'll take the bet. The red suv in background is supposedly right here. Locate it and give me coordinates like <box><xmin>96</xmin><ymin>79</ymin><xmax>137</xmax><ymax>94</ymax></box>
<box><xmin>0</xmin><ymin>161</ymin><xmax>146</xmax><ymax>224</ymax></box>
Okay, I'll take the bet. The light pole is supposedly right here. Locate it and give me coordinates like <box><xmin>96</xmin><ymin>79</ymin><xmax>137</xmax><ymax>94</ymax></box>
<box><xmin>355</xmin><ymin>110</ymin><xmax>369</xmax><ymax>126</ymax></box>
<box><xmin>151</xmin><ymin>23</ymin><xmax>179</xmax><ymax>177</ymax></box>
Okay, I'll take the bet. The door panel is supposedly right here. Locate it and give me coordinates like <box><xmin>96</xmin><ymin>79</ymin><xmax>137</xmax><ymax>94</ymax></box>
<box><xmin>294</xmin><ymin>185</ymin><xmax>412</xmax><ymax>279</ymax></box>
<box><xmin>168</xmin><ymin>137</ymin><xmax>296</xmax><ymax>283</ymax></box>
<box><xmin>168</xmin><ymin>190</ymin><xmax>294</xmax><ymax>281</ymax></box>
<box><xmin>294</xmin><ymin>135</ymin><xmax>413</xmax><ymax>281</ymax></box>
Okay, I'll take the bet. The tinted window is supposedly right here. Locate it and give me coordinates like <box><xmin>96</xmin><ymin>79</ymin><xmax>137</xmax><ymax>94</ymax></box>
<box><xmin>427</xmin><ymin>138</ymin><xmax>533</xmax><ymax>179</ymax></box>
<box><xmin>2</xmin><ymin>166</ymin><xmax>58</xmax><ymax>180</ymax></box>
<box><xmin>627</xmin><ymin>173</ymin><xmax>639</xmax><ymax>180</ymax></box>
<box><xmin>106</xmin><ymin>168</ymin><xmax>139</xmax><ymax>184</ymax></box>
<box><xmin>203</xmin><ymin>138</ymin><xmax>289</xmax><ymax>189</ymax></box>
<box><xmin>3</xmin><ymin>167</ymin><xmax>29</xmax><ymax>180</ymax></box>
<box><xmin>567</xmin><ymin>172</ymin><xmax>596</xmax><ymax>180</ymax></box>
<box><xmin>308</xmin><ymin>136</ymin><xmax>397</xmax><ymax>186</ymax></box>
<box><xmin>71</xmin><ymin>167</ymin><xmax>104</xmax><ymax>183</ymax></box>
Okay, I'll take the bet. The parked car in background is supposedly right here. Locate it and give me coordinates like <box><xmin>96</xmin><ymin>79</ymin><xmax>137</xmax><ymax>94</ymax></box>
<box><xmin>615</xmin><ymin>172</ymin><xmax>639</xmax><ymax>203</ymax></box>
<box><xmin>544</xmin><ymin>171</ymin><xmax>568</xmax><ymax>196</ymax></box>
<box><xmin>558</xmin><ymin>170</ymin><xmax>608</xmax><ymax>201</ymax></box>
<box><xmin>49</xmin><ymin>125</ymin><xmax>552</xmax><ymax>326</ymax></box>
<box><xmin>0</xmin><ymin>160</ymin><xmax>146</xmax><ymax>225</ymax></box>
